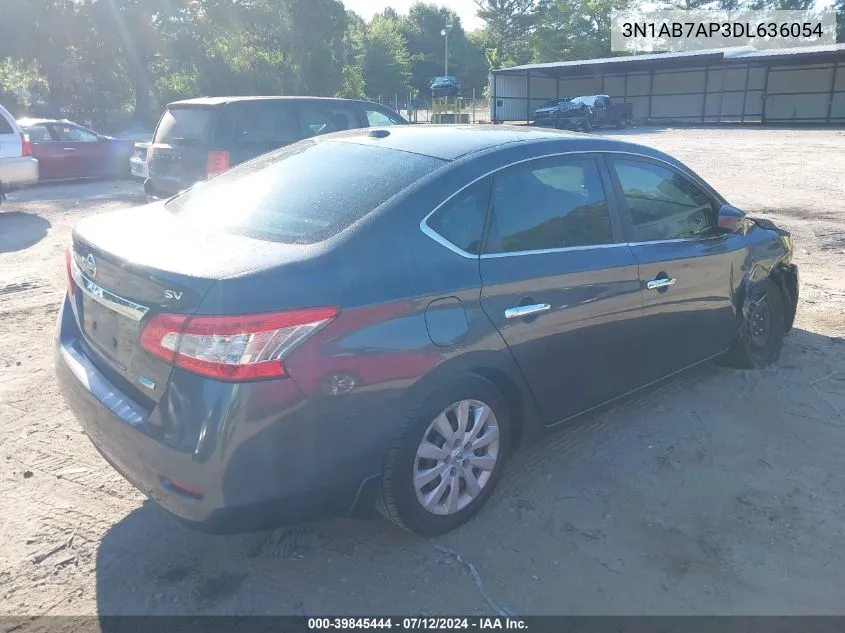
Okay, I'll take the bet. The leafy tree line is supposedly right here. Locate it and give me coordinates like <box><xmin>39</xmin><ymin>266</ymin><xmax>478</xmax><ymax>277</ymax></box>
<box><xmin>0</xmin><ymin>0</ymin><xmax>842</xmax><ymax>131</ymax></box>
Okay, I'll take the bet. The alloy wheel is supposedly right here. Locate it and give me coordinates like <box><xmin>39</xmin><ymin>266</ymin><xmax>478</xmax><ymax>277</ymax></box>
<box><xmin>413</xmin><ymin>399</ymin><xmax>500</xmax><ymax>516</ymax></box>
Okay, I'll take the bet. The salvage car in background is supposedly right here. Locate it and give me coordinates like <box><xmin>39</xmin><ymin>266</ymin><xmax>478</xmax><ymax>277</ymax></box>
<box><xmin>144</xmin><ymin>96</ymin><xmax>408</xmax><ymax>199</ymax></box>
<box><xmin>56</xmin><ymin>126</ymin><xmax>798</xmax><ymax>537</ymax></box>
<box><xmin>430</xmin><ymin>76</ymin><xmax>460</xmax><ymax>98</ymax></box>
<box><xmin>533</xmin><ymin>95</ymin><xmax>632</xmax><ymax>131</ymax></box>
<box><xmin>18</xmin><ymin>118</ymin><xmax>135</xmax><ymax>181</ymax></box>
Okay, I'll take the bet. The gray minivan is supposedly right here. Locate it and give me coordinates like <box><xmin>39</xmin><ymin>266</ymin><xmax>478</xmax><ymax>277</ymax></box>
<box><xmin>144</xmin><ymin>96</ymin><xmax>408</xmax><ymax>199</ymax></box>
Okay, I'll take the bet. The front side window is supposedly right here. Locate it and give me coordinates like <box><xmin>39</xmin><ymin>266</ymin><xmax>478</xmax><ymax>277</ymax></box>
<box><xmin>613</xmin><ymin>159</ymin><xmax>717</xmax><ymax>242</ymax></box>
<box><xmin>426</xmin><ymin>179</ymin><xmax>490</xmax><ymax>255</ymax></box>
<box><xmin>54</xmin><ymin>124</ymin><xmax>98</xmax><ymax>143</ymax></box>
<box><xmin>485</xmin><ymin>157</ymin><xmax>614</xmax><ymax>254</ymax></box>
<box><xmin>365</xmin><ymin>107</ymin><xmax>405</xmax><ymax>127</ymax></box>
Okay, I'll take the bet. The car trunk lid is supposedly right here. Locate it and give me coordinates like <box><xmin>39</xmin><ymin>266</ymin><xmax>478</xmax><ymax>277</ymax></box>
<box><xmin>68</xmin><ymin>202</ymin><xmax>301</xmax><ymax>406</ymax></box>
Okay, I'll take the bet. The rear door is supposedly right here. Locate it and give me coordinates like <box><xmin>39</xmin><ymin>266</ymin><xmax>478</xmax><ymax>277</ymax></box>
<box><xmin>608</xmin><ymin>156</ymin><xmax>745</xmax><ymax>383</ymax></box>
<box><xmin>215</xmin><ymin>100</ymin><xmax>301</xmax><ymax>166</ymax></box>
<box><xmin>479</xmin><ymin>154</ymin><xmax>643</xmax><ymax>426</ymax></box>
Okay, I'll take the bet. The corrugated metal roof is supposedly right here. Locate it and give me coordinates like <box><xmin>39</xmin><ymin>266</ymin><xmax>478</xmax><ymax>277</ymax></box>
<box><xmin>493</xmin><ymin>43</ymin><xmax>845</xmax><ymax>75</ymax></box>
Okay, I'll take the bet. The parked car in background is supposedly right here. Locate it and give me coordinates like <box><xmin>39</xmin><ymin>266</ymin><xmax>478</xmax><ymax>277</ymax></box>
<box><xmin>0</xmin><ymin>104</ymin><xmax>38</xmax><ymax>202</ymax></box>
<box><xmin>144</xmin><ymin>96</ymin><xmax>408</xmax><ymax>200</ymax></box>
<box><xmin>56</xmin><ymin>126</ymin><xmax>798</xmax><ymax>537</ymax></box>
<box><xmin>17</xmin><ymin>118</ymin><xmax>135</xmax><ymax>181</ymax></box>
<box><xmin>532</xmin><ymin>97</ymin><xmax>591</xmax><ymax>130</ymax></box>
<box><xmin>130</xmin><ymin>142</ymin><xmax>150</xmax><ymax>181</ymax></box>
<box><xmin>533</xmin><ymin>95</ymin><xmax>633</xmax><ymax>131</ymax></box>
<box><xmin>430</xmin><ymin>76</ymin><xmax>460</xmax><ymax>98</ymax></box>
<box><xmin>574</xmin><ymin>95</ymin><xmax>633</xmax><ymax>129</ymax></box>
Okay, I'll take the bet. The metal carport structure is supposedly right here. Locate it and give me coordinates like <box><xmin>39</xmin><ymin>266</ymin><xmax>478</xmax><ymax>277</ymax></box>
<box><xmin>489</xmin><ymin>43</ymin><xmax>845</xmax><ymax>125</ymax></box>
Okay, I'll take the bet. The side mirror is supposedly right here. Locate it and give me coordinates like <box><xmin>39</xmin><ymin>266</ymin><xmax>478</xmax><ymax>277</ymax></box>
<box><xmin>717</xmin><ymin>204</ymin><xmax>746</xmax><ymax>233</ymax></box>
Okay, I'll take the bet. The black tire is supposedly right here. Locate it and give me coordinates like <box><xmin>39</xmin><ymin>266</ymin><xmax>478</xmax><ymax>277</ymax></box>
<box><xmin>377</xmin><ymin>374</ymin><xmax>511</xmax><ymax>535</ymax></box>
<box><xmin>723</xmin><ymin>278</ymin><xmax>786</xmax><ymax>369</ymax></box>
<box><xmin>582</xmin><ymin>117</ymin><xmax>592</xmax><ymax>132</ymax></box>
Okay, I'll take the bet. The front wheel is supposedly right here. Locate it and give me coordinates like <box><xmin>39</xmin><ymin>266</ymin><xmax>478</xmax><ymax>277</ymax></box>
<box><xmin>377</xmin><ymin>375</ymin><xmax>511</xmax><ymax>535</ymax></box>
<box><xmin>723</xmin><ymin>278</ymin><xmax>786</xmax><ymax>369</ymax></box>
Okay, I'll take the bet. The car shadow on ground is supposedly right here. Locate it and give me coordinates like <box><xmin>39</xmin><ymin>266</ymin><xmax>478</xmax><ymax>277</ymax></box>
<box><xmin>0</xmin><ymin>211</ymin><xmax>51</xmax><ymax>253</ymax></box>
<box><xmin>10</xmin><ymin>180</ymin><xmax>146</xmax><ymax>206</ymax></box>
<box><xmin>92</xmin><ymin>327</ymin><xmax>845</xmax><ymax>616</ymax></box>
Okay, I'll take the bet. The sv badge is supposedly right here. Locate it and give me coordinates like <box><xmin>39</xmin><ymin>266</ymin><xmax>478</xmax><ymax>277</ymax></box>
<box><xmin>164</xmin><ymin>290</ymin><xmax>183</xmax><ymax>301</ymax></box>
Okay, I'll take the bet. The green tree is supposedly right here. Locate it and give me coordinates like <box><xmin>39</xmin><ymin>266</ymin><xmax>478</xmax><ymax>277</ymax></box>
<box><xmin>473</xmin><ymin>0</ymin><xmax>538</xmax><ymax>68</ymax></box>
<box><xmin>360</xmin><ymin>10</ymin><xmax>412</xmax><ymax>99</ymax></box>
<box><xmin>532</xmin><ymin>0</ymin><xmax>631</xmax><ymax>62</ymax></box>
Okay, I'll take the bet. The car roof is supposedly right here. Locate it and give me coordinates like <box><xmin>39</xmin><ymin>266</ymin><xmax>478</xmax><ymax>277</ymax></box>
<box><xmin>321</xmin><ymin>124</ymin><xmax>668</xmax><ymax>162</ymax></box>
<box><xmin>167</xmin><ymin>96</ymin><xmax>380</xmax><ymax>108</ymax></box>
<box><xmin>17</xmin><ymin>118</ymin><xmax>68</xmax><ymax>127</ymax></box>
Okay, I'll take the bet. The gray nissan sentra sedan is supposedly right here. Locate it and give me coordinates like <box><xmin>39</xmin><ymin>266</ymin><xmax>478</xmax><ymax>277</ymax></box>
<box><xmin>55</xmin><ymin>125</ymin><xmax>798</xmax><ymax>535</ymax></box>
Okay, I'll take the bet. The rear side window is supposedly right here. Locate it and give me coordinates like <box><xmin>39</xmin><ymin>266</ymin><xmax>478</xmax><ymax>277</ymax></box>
<box><xmin>486</xmin><ymin>157</ymin><xmax>613</xmax><ymax>254</ymax></box>
<box><xmin>0</xmin><ymin>113</ymin><xmax>13</xmax><ymax>134</ymax></box>
<box><xmin>23</xmin><ymin>125</ymin><xmax>52</xmax><ymax>142</ymax></box>
<box><xmin>154</xmin><ymin>107</ymin><xmax>215</xmax><ymax>144</ymax></box>
<box><xmin>211</xmin><ymin>101</ymin><xmax>300</xmax><ymax>147</ymax></box>
<box><xmin>298</xmin><ymin>103</ymin><xmax>360</xmax><ymax>137</ymax></box>
<box><xmin>426</xmin><ymin>179</ymin><xmax>490</xmax><ymax>255</ymax></box>
<box><xmin>612</xmin><ymin>159</ymin><xmax>717</xmax><ymax>241</ymax></box>
<box><xmin>167</xmin><ymin>140</ymin><xmax>444</xmax><ymax>244</ymax></box>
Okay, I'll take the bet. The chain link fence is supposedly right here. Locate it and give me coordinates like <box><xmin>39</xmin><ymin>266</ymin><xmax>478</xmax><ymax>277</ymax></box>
<box><xmin>368</xmin><ymin>93</ymin><xmax>492</xmax><ymax>124</ymax></box>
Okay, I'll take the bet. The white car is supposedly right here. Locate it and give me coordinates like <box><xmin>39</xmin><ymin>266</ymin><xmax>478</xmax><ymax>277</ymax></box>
<box><xmin>129</xmin><ymin>142</ymin><xmax>149</xmax><ymax>181</ymax></box>
<box><xmin>0</xmin><ymin>104</ymin><xmax>39</xmax><ymax>203</ymax></box>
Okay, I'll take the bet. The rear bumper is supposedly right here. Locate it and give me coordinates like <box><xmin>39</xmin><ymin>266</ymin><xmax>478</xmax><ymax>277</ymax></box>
<box><xmin>54</xmin><ymin>297</ymin><xmax>379</xmax><ymax>533</ymax></box>
<box><xmin>0</xmin><ymin>156</ymin><xmax>39</xmax><ymax>190</ymax></box>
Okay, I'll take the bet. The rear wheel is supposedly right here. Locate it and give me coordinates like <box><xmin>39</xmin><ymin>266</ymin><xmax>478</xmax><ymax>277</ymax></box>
<box><xmin>377</xmin><ymin>375</ymin><xmax>511</xmax><ymax>535</ymax></box>
<box><xmin>723</xmin><ymin>278</ymin><xmax>786</xmax><ymax>369</ymax></box>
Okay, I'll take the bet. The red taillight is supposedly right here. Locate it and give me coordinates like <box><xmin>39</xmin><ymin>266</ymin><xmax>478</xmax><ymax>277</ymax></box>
<box><xmin>21</xmin><ymin>132</ymin><xmax>32</xmax><ymax>157</ymax></box>
<box><xmin>206</xmin><ymin>150</ymin><xmax>230</xmax><ymax>178</ymax></box>
<box><xmin>65</xmin><ymin>247</ymin><xmax>75</xmax><ymax>297</ymax></box>
<box><xmin>139</xmin><ymin>307</ymin><xmax>339</xmax><ymax>381</ymax></box>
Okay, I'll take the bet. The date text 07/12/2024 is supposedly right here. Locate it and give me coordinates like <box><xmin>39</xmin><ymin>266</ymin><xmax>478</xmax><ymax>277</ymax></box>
<box><xmin>307</xmin><ymin>617</ymin><xmax>527</xmax><ymax>630</ymax></box>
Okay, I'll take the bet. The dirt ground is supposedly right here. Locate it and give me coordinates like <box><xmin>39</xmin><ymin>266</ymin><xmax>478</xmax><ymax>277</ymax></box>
<box><xmin>1</xmin><ymin>127</ymin><xmax>844</xmax><ymax>617</ymax></box>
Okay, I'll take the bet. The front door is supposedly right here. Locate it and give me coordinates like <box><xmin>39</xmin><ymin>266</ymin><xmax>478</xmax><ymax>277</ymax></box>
<box><xmin>608</xmin><ymin>156</ymin><xmax>745</xmax><ymax>384</ymax></box>
<box><xmin>479</xmin><ymin>154</ymin><xmax>643</xmax><ymax>426</ymax></box>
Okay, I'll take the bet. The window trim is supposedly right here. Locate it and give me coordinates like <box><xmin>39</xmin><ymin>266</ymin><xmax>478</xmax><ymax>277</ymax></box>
<box><xmin>484</xmin><ymin>154</ymin><xmax>622</xmax><ymax>255</ymax></box>
<box><xmin>604</xmin><ymin>154</ymin><xmax>725</xmax><ymax>245</ymax></box>
<box><xmin>421</xmin><ymin>149</ymin><xmax>725</xmax><ymax>259</ymax></box>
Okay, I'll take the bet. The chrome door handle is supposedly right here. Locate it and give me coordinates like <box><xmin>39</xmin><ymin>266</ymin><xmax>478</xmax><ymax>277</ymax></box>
<box><xmin>647</xmin><ymin>277</ymin><xmax>677</xmax><ymax>290</ymax></box>
<box><xmin>63</xmin><ymin>147</ymin><xmax>77</xmax><ymax>151</ymax></box>
<box><xmin>505</xmin><ymin>303</ymin><xmax>551</xmax><ymax>319</ymax></box>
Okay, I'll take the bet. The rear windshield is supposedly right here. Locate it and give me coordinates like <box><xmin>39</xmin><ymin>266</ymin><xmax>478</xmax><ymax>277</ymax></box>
<box><xmin>154</xmin><ymin>107</ymin><xmax>215</xmax><ymax>144</ymax></box>
<box><xmin>166</xmin><ymin>140</ymin><xmax>445</xmax><ymax>244</ymax></box>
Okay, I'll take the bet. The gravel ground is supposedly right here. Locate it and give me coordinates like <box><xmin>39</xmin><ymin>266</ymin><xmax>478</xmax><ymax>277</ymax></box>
<box><xmin>1</xmin><ymin>128</ymin><xmax>844</xmax><ymax>617</ymax></box>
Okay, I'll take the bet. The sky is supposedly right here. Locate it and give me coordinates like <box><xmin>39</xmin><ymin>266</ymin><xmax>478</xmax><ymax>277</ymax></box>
<box><xmin>341</xmin><ymin>0</ymin><xmax>486</xmax><ymax>30</ymax></box>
